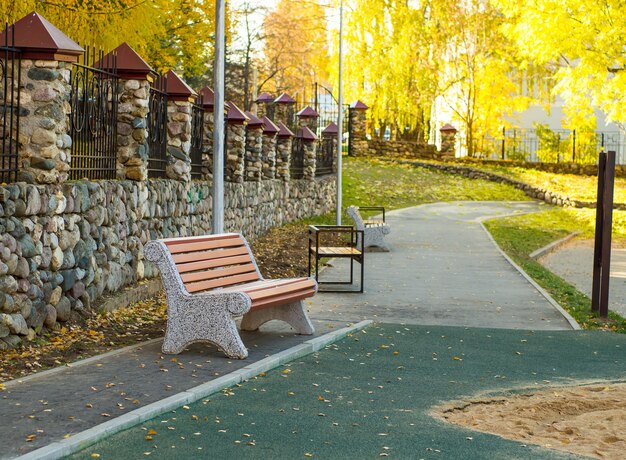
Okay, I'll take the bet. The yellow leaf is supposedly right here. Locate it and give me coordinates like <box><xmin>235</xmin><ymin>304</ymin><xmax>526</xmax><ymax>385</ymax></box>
<box><xmin>147</xmin><ymin>429</ymin><xmax>157</xmax><ymax>435</ymax></box>
<box><xmin>91</xmin><ymin>454</ymin><xmax>100</xmax><ymax>458</ymax></box>
<box><xmin>393</xmin><ymin>351</ymin><xmax>399</xmax><ymax>355</ymax></box>
<box><xmin>282</xmin><ymin>369</ymin><xmax>291</xmax><ymax>374</ymax></box>
<box><xmin>453</xmin><ymin>356</ymin><xmax>462</xmax><ymax>361</ymax></box>
<box><xmin>145</xmin><ymin>436</ymin><xmax>153</xmax><ymax>441</ymax></box>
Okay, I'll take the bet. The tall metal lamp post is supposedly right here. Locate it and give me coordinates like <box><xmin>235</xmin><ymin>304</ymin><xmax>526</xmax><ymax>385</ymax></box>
<box><xmin>212</xmin><ymin>0</ymin><xmax>225</xmax><ymax>234</ymax></box>
<box><xmin>336</xmin><ymin>0</ymin><xmax>344</xmax><ymax>225</ymax></box>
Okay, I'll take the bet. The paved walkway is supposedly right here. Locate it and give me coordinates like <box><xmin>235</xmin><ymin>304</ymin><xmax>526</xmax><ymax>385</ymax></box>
<box><xmin>541</xmin><ymin>239</ymin><xmax>626</xmax><ymax>317</ymax></box>
<box><xmin>1</xmin><ymin>201</ymin><xmax>577</xmax><ymax>459</ymax></box>
<box><xmin>311</xmin><ymin>201</ymin><xmax>574</xmax><ymax>330</ymax></box>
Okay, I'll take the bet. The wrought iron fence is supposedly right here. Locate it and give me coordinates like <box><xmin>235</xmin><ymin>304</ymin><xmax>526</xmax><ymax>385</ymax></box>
<box><xmin>0</xmin><ymin>23</ymin><xmax>20</xmax><ymax>183</ymax></box>
<box><xmin>290</xmin><ymin>136</ymin><xmax>305</xmax><ymax>179</ymax></box>
<box><xmin>147</xmin><ymin>75</ymin><xmax>168</xmax><ymax>178</ymax></box>
<box><xmin>316</xmin><ymin>136</ymin><xmax>334</xmax><ymax>176</ymax></box>
<box><xmin>475</xmin><ymin>128</ymin><xmax>626</xmax><ymax>164</ymax></box>
<box><xmin>190</xmin><ymin>95</ymin><xmax>204</xmax><ymax>179</ymax></box>
<box><xmin>69</xmin><ymin>46</ymin><xmax>118</xmax><ymax>180</ymax></box>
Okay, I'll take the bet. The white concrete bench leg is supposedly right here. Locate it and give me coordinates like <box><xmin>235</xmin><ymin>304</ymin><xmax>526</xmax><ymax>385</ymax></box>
<box><xmin>241</xmin><ymin>300</ymin><xmax>315</xmax><ymax>335</ymax></box>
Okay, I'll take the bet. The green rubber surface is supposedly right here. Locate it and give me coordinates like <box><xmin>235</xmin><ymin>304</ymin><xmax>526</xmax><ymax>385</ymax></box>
<box><xmin>68</xmin><ymin>324</ymin><xmax>626</xmax><ymax>459</ymax></box>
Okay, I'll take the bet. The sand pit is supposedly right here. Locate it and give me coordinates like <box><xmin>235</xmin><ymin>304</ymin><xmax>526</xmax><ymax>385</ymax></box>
<box><xmin>437</xmin><ymin>383</ymin><xmax>626</xmax><ymax>459</ymax></box>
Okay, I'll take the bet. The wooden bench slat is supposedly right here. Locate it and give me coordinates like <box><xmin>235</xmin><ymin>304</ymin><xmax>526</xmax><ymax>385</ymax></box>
<box><xmin>176</xmin><ymin>254</ymin><xmax>253</xmax><ymax>274</ymax></box>
<box><xmin>317</xmin><ymin>246</ymin><xmax>362</xmax><ymax>256</ymax></box>
<box><xmin>166</xmin><ymin>237</ymin><xmax>245</xmax><ymax>254</ymax></box>
<box><xmin>185</xmin><ymin>271</ymin><xmax>260</xmax><ymax>293</ymax></box>
<box><xmin>251</xmin><ymin>288</ymin><xmax>317</xmax><ymax>310</ymax></box>
<box><xmin>247</xmin><ymin>281</ymin><xmax>315</xmax><ymax>300</ymax></box>
<box><xmin>180</xmin><ymin>263</ymin><xmax>258</xmax><ymax>284</ymax></box>
<box><xmin>163</xmin><ymin>233</ymin><xmax>240</xmax><ymax>245</ymax></box>
<box><xmin>172</xmin><ymin>246</ymin><xmax>250</xmax><ymax>264</ymax></box>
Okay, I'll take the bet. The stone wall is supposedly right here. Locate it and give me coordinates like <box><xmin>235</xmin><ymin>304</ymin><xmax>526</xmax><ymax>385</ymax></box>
<box><xmin>366</xmin><ymin>140</ymin><xmax>439</xmax><ymax>160</ymax></box>
<box><xmin>0</xmin><ymin>176</ymin><xmax>335</xmax><ymax>349</ymax></box>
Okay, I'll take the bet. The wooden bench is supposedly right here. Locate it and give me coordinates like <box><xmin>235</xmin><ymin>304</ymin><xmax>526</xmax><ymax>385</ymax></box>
<box><xmin>346</xmin><ymin>205</ymin><xmax>391</xmax><ymax>251</ymax></box>
<box><xmin>308</xmin><ymin>225</ymin><xmax>364</xmax><ymax>293</ymax></box>
<box><xmin>145</xmin><ymin>233</ymin><xmax>316</xmax><ymax>359</ymax></box>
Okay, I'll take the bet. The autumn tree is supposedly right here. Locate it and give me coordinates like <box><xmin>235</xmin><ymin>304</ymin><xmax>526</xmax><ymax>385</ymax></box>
<box><xmin>1</xmin><ymin>0</ymin><xmax>216</xmax><ymax>82</ymax></box>
<box><xmin>494</xmin><ymin>0</ymin><xmax>626</xmax><ymax>129</ymax></box>
<box><xmin>260</xmin><ymin>0</ymin><xmax>330</xmax><ymax>100</ymax></box>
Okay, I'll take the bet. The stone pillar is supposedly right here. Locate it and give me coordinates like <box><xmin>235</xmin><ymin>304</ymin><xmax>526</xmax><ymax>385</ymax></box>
<box><xmin>296</xmin><ymin>106</ymin><xmax>319</xmax><ymax>129</ymax></box>
<box><xmin>164</xmin><ymin>70</ymin><xmax>195</xmax><ymax>182</ymax></box>
<box><xmin>198</xmin><ymin>86</ymin><xmax>215</xmax><ymax>180</ymax></box>
<box><xmin>108</xmin><ymin>43</ymin><xmax>153</xmax><ymax>181</ymax></box>
<box><xmin>439</xmin><ymin>124</ymin><xmax>457</xmax><ymax>158</ymax></box>
<box><xmin>244</xmin><ymin>112</ymin><xmax>263</xmax><ymax>181</ymax></box>
<box><xmin>348</xmin><ymin>100</ymin><xmax>369</xmax><ymax>157</ymax></box>
<box><xmin>225</xmin><ymin>102</ymin><xmax>248</xmax><ymax>183</ymax></box>
<box><xmin>5</xmin><ymin>13</ymin><xmax>84</xmax><ymax>184</ymax></box>
<box><xmin>322</xmin><ymin>122</ymin><xmax>339</xmax><ymax>174</ymax></box>
<box><xmin>276</xmin><ymin>122</ymin><xmax>294</xmax><ymax>181</ymax></box>
<box><xmin>297</xmin><ymin>127</ymin><xmax>317</xmax><ymax>180</ymax></box>
<box><xmin>261</xmin><ymin>116</ymin><xmax>279</xmax><ymax>179</ymax></box>
<box><xmin>273</xmin><ymin>92</ymin><xmax>296</xmax><ymax>127</ymax></box>
<box><xmin>255</xmin><ymin>92</ymin><xmax>273</xmax><ymax>118</ymax></box>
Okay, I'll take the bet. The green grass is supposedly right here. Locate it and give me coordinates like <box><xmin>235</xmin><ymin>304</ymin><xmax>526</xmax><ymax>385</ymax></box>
<box><xmin>484</xmin><ymin>208</ymin><xmax>626</xmax><ymax>333</ymax></box>
<box><xmin>303</xmin><ymin>156</ymin><xmax>530</xmax><ymax>227</ymax></box>
<box><xmin>460</xmin><ymin>162</ymin><xmax>626</xmax><ymax>204</ymax></box>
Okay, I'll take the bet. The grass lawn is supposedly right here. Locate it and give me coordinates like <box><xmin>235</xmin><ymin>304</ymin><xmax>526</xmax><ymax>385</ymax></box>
<box><xmin>457</xmin><ymin>162</ymin><xmax>626</xmax><ymax>204</ymax></box>
<box><xmin>484</xmin><ymin>208</ymin><xmax>626</xmax><ymax>333</ymax></box>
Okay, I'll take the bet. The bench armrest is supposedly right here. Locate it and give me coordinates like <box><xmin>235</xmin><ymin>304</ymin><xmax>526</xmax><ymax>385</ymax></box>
<box><xmin>308</xmin><ymin>225</ymin><xmax>364</xmax><ymax>252</ymax></box>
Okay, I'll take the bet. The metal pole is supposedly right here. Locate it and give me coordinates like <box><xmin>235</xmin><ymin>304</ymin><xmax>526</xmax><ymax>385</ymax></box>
<box><xmin>336</xmin><ymin>0</ymin><xmax>344</xmax><ymax>226</ymax></box>
<box><xmin>212</xmin><ymin>0</ymin><xmax>225</xmax><ymax>234</ymax></box>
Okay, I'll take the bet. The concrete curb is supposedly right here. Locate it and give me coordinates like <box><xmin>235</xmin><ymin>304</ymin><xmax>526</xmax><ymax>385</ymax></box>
<box><xmin>16</xmin><ymin>320</ymin><xmax>373</xmax><ymax>460</ymax></box>
<box><xmin>480</xmin><ymin>222</ymin><xmax>581</xmax><ymax>331</ymax></box>
<box><xmin>529</xmin><ymin>231</ymin><xmax>582</xmax><ymax>260</ymax></box>
<box><xmin>2</xmin><ymin>338</ymin><xmax>163</xmax><ymax>389</ymax></box>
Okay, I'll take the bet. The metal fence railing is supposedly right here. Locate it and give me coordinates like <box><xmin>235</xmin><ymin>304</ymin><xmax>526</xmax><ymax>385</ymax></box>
<box><xmin>69</xmin><ymin>46</ymin><xmax>118</xmax><ymax>180</ymax></box>
<box><xmin>316</xmin><ymin>137</ymin><xmax>334</xmax><ymax>176</ymax></box>
<box><xmin>290</xmin><ymin>136</ymin><xmax>305</xmax><ymax>179</ymax></box>
<box><xmin>190</xmin><ymin>95</ymin><xmax>204</xmax><ymax>180</ymax></box>
<box><xmin>0</xmin><ymin>23</ymin><xmax>20</xmax><ymax>184</ymax></box>
<box><xmin>147</xmin><ymin>75</ymin><xmax>168</xmax><ymax>178</ymax></box>
<box><xmin>474</xmin><ymin>128</ymin><xmax>626</xmax><ymax>165</ymax></box>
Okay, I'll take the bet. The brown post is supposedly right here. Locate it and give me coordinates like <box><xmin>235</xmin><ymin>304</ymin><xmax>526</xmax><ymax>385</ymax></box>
<box><xmin>592</xmin><ymin>150</ymin><xmax>616</xmax><ymax>318</ymax></box>
<box><xmin>107</xmin><ymin>42</ymin><xmax>154</xmax><ymax>181</ymax></box>
<box><xmin>164</xmin><ymin>70</ymin><xmax>196</xmax><ymax>182</ymax></box>
<box><xmin>3</xmin><ymin>12</ymin><xmax>83</xmax><ymax>184</ymax></box>
<box><xmin>225</xmin><ymin>102</ymin><xmax>248</xmax><ymax>183</ymax></box>
<box><xmin>348</xmin><ymin>100</ymin><xmax>368</xmax><ymax>157</ymax></box>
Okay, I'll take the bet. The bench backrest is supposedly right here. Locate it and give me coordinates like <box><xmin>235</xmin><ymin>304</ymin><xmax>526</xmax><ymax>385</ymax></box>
<box><xmin>162</xmin><ymin>233</ymin><xmax>261</xmax><ymax>294</ymax></box>
<box><xmin>346</xmin><ymin>206</ymin><xmax>365</xmax><ymax>230</ymax></box>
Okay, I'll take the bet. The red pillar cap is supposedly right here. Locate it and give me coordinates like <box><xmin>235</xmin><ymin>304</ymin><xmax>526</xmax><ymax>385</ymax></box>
<box><xmin>296</xmin><ymin>126</ymin><xmax>317</xmax><ymax>141</ymax></box>
<box><xmin>349</xmin><ymin>100</ymin><xmax>369</xmax><ymax>110</ymax></box>
<box><xmin>274</xmin><ymin>93</ymin><xmax>296</xmax><ymax>104</ymax></box>
<box><xmin>322</xmin><ymin>122</ymin><xmax>339</xmax><ymax>136</ymax></box>
<box><xmin>198</xmin><ymin>86</ymin><xmax>214</xmax><ymax>110</ymax></box>
<box><xmin>277</xmin><ymin>122</ymin><xmax>295</xmax><ymax>138</ymax></box>
<box><xmin>164</xmin><ymin>70</ymin><xmax>197</xmax><ymax>102</ymax></box>
<box><xmin>99</xmin><ymin>42</ymin><xmax>154</xmax><ymax>80</ymax></box>
<box><xmin>440</xmin><ymin>123</ymin><xmax>457</xmax><ymax>133</ymax></box>
<box><xmin>226</xmin><ymin>101</ymin><xmax>249</xmax><ymax>125</ymax></box>
<box><xmin>296</xmin><ymin>106</ymin><xmax>319</xmax><ymax>118</ymax></box>
<box><xmin>256</xmin><ymin>92</ymin><xmax>274</xmax><ymax>103</ymax></box>
<box><xmin>1</xmin><ymin>12</ymin><xmax>83</xmax><ymax>62</ymax></box>
<box><xmin>244</xmin><ymin>111</ymin><xmax>263</xmax><ymax>128</ymax></box>
<box><xmin>261</xmin><ymin>116</ymin><xmax>279</xmax><ymax>135</ymax></box>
